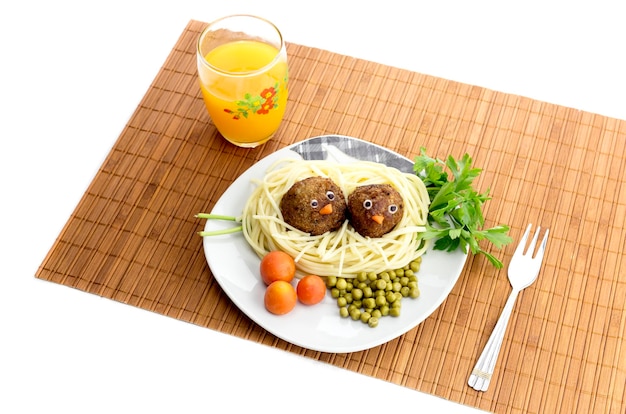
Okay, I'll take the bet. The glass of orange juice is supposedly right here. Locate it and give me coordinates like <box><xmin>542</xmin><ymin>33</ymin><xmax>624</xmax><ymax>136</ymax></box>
<box><xmin>197</xmin><ymin>15</ymin><xmax>289</xmax><ymax>148</ymax></box>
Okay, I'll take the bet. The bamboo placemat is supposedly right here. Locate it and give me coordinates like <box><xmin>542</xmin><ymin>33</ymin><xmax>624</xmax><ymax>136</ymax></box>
<box><xmin>36</xmin><ymin>20</ymin><xmax>626</xmax><ymax>413</ymax></box>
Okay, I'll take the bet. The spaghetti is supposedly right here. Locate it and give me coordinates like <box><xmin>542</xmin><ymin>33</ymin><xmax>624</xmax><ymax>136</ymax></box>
<box><xmin>242</xmin><ymin>158</ymin><xmax>430</xmax><ymax>277</ymax></box>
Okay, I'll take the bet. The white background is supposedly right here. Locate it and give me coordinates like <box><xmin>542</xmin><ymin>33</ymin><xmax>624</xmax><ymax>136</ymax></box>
<box><xmin>2</xmin><ymin>1</ymin><xmax>624</xmax><ymax>413</ymax></box>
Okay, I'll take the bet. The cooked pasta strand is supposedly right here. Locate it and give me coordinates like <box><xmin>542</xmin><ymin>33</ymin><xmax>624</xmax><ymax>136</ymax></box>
<box><xmin>242</xmin><ymin>158</ymin><xmax>429</xmax><ymax>277</ymax></box>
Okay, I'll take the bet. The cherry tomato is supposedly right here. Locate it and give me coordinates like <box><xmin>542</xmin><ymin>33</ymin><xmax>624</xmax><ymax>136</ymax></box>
<box><xmin>296</xmin><ymin>275</ymin><xmax>326</xmax><ymax>305</ymax></box>
<box><xmin>264</xmin><ymin>280</ymin><xmax>297</xmax><ymax>315</ymax></box>
<box><xmin>260</xmin><ymin>251</ymin><xmax>296</xmax><ymax>285</ymax></box>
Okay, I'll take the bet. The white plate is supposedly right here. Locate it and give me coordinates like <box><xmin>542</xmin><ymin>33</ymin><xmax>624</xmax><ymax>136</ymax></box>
<box><xmin>203</xmin><ymin>135</ymin><xmax>467</xmax><ymax>353</ymax></box>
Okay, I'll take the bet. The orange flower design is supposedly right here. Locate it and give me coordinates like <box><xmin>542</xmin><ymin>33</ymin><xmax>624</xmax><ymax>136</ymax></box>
<box><xmin>260</xmin><ymin>87</ymin><xmax>277</xmax><ymax>100</ymax></box>
<box><xmin>226</xmin><ymin>83</ymin><xmax>281</xmax><ymax>120</ymax></box>
<box><xmin>257</xmin><ymin>99</ymin><xmax>274</xmax><ymax>115</ymax></box>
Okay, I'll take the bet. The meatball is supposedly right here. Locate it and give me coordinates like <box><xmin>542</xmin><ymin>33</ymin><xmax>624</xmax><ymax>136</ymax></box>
<box><xmin>280</xmin><ymin>176</ymin><xmax>347</xmax><ymax>235</ymax></box>
<box><xmin>347</xmin><ymin>184</ymin><xmax>404</xmax><ymax>238</ymax></box>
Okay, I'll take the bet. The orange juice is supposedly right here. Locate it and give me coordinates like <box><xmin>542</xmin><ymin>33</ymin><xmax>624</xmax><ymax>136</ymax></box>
<box><xmin>198</xmin><ymin>40</ymin><xmax>288</xmax><ymax>147</ymax></box>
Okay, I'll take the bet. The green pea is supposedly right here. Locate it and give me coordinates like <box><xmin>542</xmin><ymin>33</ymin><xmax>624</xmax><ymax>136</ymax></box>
<box><xmin>352</xmin><ymin>288</ymin><xmax>363</xmax><ymax>301</ymax></box>
<box><xmin>360</xmin><ymin>312</ymin><xmax>371</xmax><ymax>323</ymax></box>
<box><xmin>389</xmin><ymin>307</ymin><xmax>401</xmax><ymax>317</ymax></box>
<box><xmin>371</xmin><ymin>309</ymin><xmax>382</xmax><ymax>319</ymax></box>
<box><xmin>410</xmin><ymin>261</ymin><xmax>420</xmax><ymax>273</ymax></box>
<box><xmin>375</xmin><ymin>279</ymin><xmax>386</xmax><ymax>290</ymax></box>
<box><xmin>336</xmin><ymin>278</ymin><xmax>347</xmax><ymax>290</ymax></box>
<box><xmin>409</xmin><ymin>287</ymin><xmax>420</xmax><ymax>298</ymax></box>
<box><xmin>339</xmin><ymin>307</ymin><xmax>349</xmax><ymax>318</ymax></box>
<box><xmin>375</xmin><ymin>295</ymin><xmax>387</xmax><ymax>307</ymax></box>
<box><xmin>367</xmin><ymin>272</ymin><xmax>378</xmax><ymax>281</ymax></box>
<box><xmin>368</xmin><ymin>317</ymin><xmax>379</xmax><ymax>328</ymax></box>
<box><xmin>350</xmin><ymin>308</ymin><xmax>361</xmax><ymax>321</ymax></box>
<box><xmin>337</xmin><ymin>297</ymin><xmax>347</xmax><ymax>307</ymax></box>
<box><xmin>326</xmin><ymin>275</ymin><xmax>337</xmax><ymax>288</ymax></box>
<box><xmin>363</xmin><ymin>298</ymin><xmax>376</xmax><ymax>309</ymax></box>
<box><xmin>395</xmin><ymin>268</ymin><xmax>404</xmax><ymax>277</ymax></box>
<box><xmin>356</xmin><ymin>272</ymin><xmax>368</xmax><ymax>282</ymax></box>
<box><xmin>400</xmin><ymin>286</ymin><xmax>410</xmax><ymax>297</ymax></box>
<box><xmin>363</xmin><ymin>286</ymin><xmax>373</xmax><ymax>298</ymax></box>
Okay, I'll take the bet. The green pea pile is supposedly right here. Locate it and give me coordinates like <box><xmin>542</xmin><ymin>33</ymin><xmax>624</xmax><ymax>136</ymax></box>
<box><xmin>325</xmin><ymin>258</ymin><xmax>421</xmax><ymax>328</ymax></box>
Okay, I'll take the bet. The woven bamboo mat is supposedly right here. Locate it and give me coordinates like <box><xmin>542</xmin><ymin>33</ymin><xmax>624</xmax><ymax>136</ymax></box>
<box><xmin>36</xmin><ymin>20</ymin><xmax>626</xmax><ymax>413</ymax></box>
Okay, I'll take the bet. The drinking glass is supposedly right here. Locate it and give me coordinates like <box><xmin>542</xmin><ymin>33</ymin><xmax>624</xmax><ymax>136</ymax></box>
<box><xmin>197</xmin><ymin>15</ymin><xmax>289</xmax><ymax>148</ymax></box>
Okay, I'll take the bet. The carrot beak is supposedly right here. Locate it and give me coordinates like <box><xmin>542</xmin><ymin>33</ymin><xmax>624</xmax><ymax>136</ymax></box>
<box><xmin>371</xmin><ymin>215</ymin><xmax>384</xmax><ymax>224</ymax></box>
<box><xmin>319</xmin><ymin>204</ymin><xmax>333</xmax><ymax>215</ymax></box>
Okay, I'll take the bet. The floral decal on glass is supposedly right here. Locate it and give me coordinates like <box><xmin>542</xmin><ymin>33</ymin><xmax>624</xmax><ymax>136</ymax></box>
<box><xmin>224</xmin><ymin>82</ymin><xmax>281</xmax><ymax>120</ymax></box>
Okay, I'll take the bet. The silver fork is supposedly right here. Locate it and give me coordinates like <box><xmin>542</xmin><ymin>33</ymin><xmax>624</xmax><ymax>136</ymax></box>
<box><xmin>468</xmin><ymin>223</ymin><xmax>549</xmax><ymax>391</ymax></box>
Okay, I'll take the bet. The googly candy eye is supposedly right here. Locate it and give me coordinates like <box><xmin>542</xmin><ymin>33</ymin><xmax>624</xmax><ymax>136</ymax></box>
<box><xmin>388</xmin><ymin>204</ymin><xmax>398</xmax><ymax>214</ymax></box>
<box><xmin>326</xmin><ymin>191</ymin><xmax>335</xmax><ymax>200</ymax></box>
<box><xmin>310</xmin><ymin>199</ymin><xmax>319</xmax><ymax>208</ymax></box>
<box><xmin>363</xmin><ymin>199</ymin><xmax>373</xmax><ymax>209</ymax></box>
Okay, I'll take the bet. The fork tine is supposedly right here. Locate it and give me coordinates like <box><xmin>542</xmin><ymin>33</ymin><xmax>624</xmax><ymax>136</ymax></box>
<box><xmin>514</xmin><ymin>224</ymin><xmax>532</xmax><ymax>256</ymax></box>
<box><xmin>525</xmin><ymin>225</ymin><xmax>542</xmax><ymax>256</ymax></box>
<box><xmin>534</xmin><ymin>228</ymin><xmax>549</xmax><ymax>261</ymax></box>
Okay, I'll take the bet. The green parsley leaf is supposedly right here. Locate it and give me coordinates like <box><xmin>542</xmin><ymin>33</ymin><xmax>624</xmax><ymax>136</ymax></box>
<box><xmin>414</xmin><ymin>148</ymin><xmax>512</xmax><ymax>268</ymax></box>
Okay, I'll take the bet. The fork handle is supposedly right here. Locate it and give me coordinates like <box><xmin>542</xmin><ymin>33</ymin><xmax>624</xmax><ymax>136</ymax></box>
<box><xmin>468</xmin><ymin>289</ymin><xmax>520</xmax><ymax>391</ymax></box>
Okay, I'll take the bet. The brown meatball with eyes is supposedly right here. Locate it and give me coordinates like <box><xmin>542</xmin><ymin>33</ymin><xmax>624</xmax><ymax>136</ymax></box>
<box><xmin>280</xmin><ymin>177</ymin><xmax>347</xmax><ymax>235</ymax></box>
<box><xmin>347</xmin><ymin>184</ymin><xmax>404</xmax><ymax>238</ymax></box>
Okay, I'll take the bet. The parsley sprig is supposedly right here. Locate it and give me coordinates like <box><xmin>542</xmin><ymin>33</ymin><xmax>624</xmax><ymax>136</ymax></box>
<box><xmin>414</xmin><ymin>148</ymin><xmax>512</xmax><ymax>268</ymax></box>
